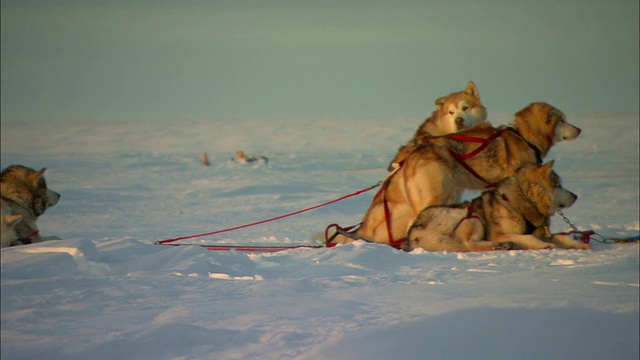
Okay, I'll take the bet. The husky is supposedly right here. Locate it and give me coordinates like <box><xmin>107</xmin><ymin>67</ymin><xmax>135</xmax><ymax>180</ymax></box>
<box><xmin>1</xmin><ymin>199</ymin><xmax>23</xmax><ymax>248</ymax></box>
<box><xmin>0</xmin><ymin>165</ymin><xmax>60</xmax><ymax>245</ymax></box>
<box><xmin>405</xmin><ymin>161</ymin><xmax>591</xmax><ymax>252</ymax></box>
<box><xmin>233</xmin><ymin>151</ymin><xmax>268</xmax><ymax>165</ymax></box>
<box><xmin>331</xmin><ymin>102</ymin><xmax>581</xmax><ymax>246</ymax></box>
<box><xmin>388</xmin><ymin>81</ymin><xmax>487</xmax><ymax>170</ymax></box>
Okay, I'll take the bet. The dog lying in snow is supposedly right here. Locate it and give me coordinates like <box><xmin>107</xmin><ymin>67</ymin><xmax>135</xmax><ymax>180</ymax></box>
<box><xmin>200</xmin><ymin>151</ymin><xmax>269</xmax><ymax>167</ymax></box>
<box><xmin>331</xmin><ymin>102</ymin><xmax>581</xmax><ymax>246</ymax></box>
<box><xmin>405</xmin><ymin>161</ymin><xmax>592</xmax><ymax>252</ymax></box>
<box><xmin>232</xmin><ymin>151</ymin><xmax>268</xmax><ymax>165</ymax></box>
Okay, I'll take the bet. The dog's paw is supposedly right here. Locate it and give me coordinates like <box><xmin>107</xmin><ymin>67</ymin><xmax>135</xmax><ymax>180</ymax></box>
<box><xmin>571</xmin><ymin>242</ymin><xmax>592</xmax><ymax>250</ymax></box>
<box><xmin>493</xmin><ymin>242</ymin><xmax>517</xmax><ymax>250</ymax></box>
<box><xmin>552</xmin><ymin>234</ymin><xmax>592</xmax><ymax>250</ymax></box>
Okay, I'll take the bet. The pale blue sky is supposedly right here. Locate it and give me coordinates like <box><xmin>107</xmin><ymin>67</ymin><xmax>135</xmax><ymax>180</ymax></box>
<box><xmin>1</xmin><ymin>0</ymin><xmax>638</xmax><ymax>122</ymax></box>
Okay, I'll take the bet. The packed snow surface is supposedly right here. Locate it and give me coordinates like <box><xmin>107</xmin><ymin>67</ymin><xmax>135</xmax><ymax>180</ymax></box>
<box><xmin>1</xmin><ymin>113</ymin><xmax>638</xmax><ymax>359</ymax></box>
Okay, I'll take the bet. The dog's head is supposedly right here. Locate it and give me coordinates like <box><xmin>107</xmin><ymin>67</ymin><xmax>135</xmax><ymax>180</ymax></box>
<box><xmin>433</xmin><ymin>81</ymin><xmax>488</xmax><ymax>133</ymax></box>
<box><xmin>512</xmin><ymin>102</ymin><xmax>581</xmax><ymax>157</ymax></box>
<box><xmin>0</xmin><ymin>165</ymin><xmax>60</xmax><ymax>217</ymax></box>
<box><xmin>513</xmin><ymin>161</ymin><xmax>577</xmax><ymax>219</ymax></box>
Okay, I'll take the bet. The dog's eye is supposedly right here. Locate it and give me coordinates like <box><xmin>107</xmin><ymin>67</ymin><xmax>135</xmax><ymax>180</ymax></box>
<box><xmin>461</xmin><ymin>106</ymin><xmax>469</xmax><ymax>111</ymax></box>
<box><xmin>449</xmin><ymin>110</ymin><xmax>455</xmax><ymax>115</ymax></box>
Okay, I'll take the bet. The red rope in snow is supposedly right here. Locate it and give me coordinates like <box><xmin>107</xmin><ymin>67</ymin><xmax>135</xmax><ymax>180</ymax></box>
<box><xmin>154</xmin><ymin>182</ymin><xmax>382</xmax><ymax>245</ymax></box>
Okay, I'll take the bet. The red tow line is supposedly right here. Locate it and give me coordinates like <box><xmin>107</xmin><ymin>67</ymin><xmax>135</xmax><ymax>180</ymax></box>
<box><xmin>159</xmin><ymin>244</ymin><xmax>327</xmax><ymax>252</ymax></box>
<box><xmin>154</xmin><ymin>183</ymin><xmax>381</xmax><ymax>250</ymax></box>
<box><xmin>154</xmin><ymin>127</ymin><xmax>530</xmax><ymax>252</ymax></box>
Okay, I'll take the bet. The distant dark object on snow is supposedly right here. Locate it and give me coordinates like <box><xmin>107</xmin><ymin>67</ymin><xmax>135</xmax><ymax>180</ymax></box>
<box><xmin>233</xmin><ymin>151</ymin><xmax>268</xmax><ymax>165</ymax></box>
<box><xmin>200</xmin><ymin>152</ymin><xmax>210</xmax><ymax>166</ymax></box>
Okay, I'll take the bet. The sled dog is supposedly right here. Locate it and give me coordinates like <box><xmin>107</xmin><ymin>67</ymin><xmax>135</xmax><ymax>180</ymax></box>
<box><xmin>0</xmin><ymin>165</ymin><xmax>60</xmax><ymax>244</ymax></box>
<box><xmin>233</xmin><ymin>151</ymin><xmax>268</xmax><ymax>164</ymax></box>
<box><xmin>388</xmin><ymin>81</ymin><xmax>487</xmax><ymax>170</ymax></box>
<box><xmin>1</xmin><ymin>199</ymin><xmax>23</xmax><ymax>248</ymax></box>
<box><xmin>332</xmin><ymin>102</ymin><xmax>581</xmax><ymax>245</ymax></box>
<box><xmin>405</xmin><ymin>161</ymin><xmax>591</xmax><ymax>252</ymax></box>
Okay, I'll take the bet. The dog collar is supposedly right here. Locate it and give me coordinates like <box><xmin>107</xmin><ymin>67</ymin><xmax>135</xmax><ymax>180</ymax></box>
<box><xmin>505</xmin><ymin>127</ymin><xmax>543</xmax><ymax>165</ymax></box>
<box><xmin>500</xmin><ymin>192</ymin><xmax>544</xmax><ymax>233</ymax></box>
<box><xmin>14</xmin><ymin>230</ymin><xmax>40</xmax><ymax>245</ymax></box>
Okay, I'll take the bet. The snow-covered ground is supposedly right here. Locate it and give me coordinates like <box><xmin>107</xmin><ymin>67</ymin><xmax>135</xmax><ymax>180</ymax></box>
<box><xmin>1</xmin><ymin>112</ymin><xmax>639</xmax><ymax>359</ymax></box>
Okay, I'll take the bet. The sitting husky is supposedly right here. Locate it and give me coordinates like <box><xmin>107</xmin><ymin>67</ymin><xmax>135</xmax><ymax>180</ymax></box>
<box><xmin>0</xmin><ymin>165</ymin><xmax>60</xmax><ymax>245</ymax></box>
<box><xmin>388</xmin><ymin>81</ymin><xmax>488</xmax><ymax>170</ymax></box>
<box><xmin>331</xmin><ymin>102</ymin><xmax>581</xmax><ymax>246</ymax></box>
<box><xmin>405</xmin><ymin>161</ymin><xmax>591</xmax><ymax>252</ymax></box>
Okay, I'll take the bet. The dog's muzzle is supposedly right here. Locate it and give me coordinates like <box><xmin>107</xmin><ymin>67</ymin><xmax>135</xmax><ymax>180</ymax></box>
<box><xmin>560</xmin><ymin>192</ymin><xmax>578</xmax><ymax>208</ymax></box>
<box><xmin>47</xmin><ymin>189</ymin><xmax>61</xmax><ymax>207</ymax></box>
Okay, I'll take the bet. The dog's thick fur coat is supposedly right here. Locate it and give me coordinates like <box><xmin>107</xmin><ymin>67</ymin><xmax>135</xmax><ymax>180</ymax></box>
<box><xmin>332</xmin><ymin>102</ymin><xmax>581</xmax><ymax>245</ymax></box>
<box><xmin>1</xmin><ymin>199</ymin><xmax>23</xmax><ymax>248</ymax></box>
<box><xmin>0</xmin><ymin>165</ymin><xmax>60</xmax><ymax>246</ymax></box>
<box><xmin>405</xmin><ymin>162</ymin><xmax>591</xmax><ymax>252</ymax></box>
<box><xmin>388</xmin><ymin>81</ymin><xmax>487</xmax><ymax>170</ymax></box>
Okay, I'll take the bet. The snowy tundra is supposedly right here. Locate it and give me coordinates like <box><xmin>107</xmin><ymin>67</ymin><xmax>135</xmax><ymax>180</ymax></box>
<box><xmin>1</xmin><ymin>113</ymin><xmax>638</xmax><ymax>359</ymax></box>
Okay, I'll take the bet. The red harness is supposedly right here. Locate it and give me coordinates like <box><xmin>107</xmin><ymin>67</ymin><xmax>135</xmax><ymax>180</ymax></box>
<box><xmin>327</xmin><ymin>127</ymin><xmax>538</xmax><ymax>250</ymax></box>
<box><xmin>452</xmin><ymin>201</ymin><xmax>483</xmax><ymax>234</ymax></box>
<box><xmin>378</xmin><ymin>180</ymin><xmax>408</xmax><ymax>249</ymax></box>
<box><xmin>447</xmin><ymin>127</ymin><xmax>543</xmax><ymax>188</ymax></box>
<box><xmin>446</xmin><ymin>128</ymin><xmax>508</xmax><ymax>188</ymax></box>
<box><xmin>379</xmin><ymin>128</ymin><xmax>515</xmax><ymax>248</ymax></box>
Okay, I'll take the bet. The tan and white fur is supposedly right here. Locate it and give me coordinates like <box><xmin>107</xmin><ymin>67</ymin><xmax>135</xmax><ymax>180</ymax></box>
<box><xmin>406</xmin><ymin>161</ymin><xmax>591</xmax><ymax>252</ymax></box>
<box><xmin>388</xmin><ymin>81</ymin><xmax>488</xmax><ymax>170</ymax></box>
<box><xmin>331</xmin><ymin>102</ymin><xmax>581</xmax><ymax>245</ymax></box>
<box><xmin>1</xmin><ymin>198</ymin><xmax>23</xmax><ymax>248</ymax></box>
<box><xmin>0</xmin><ymin>165</ymin><xmax>60</xmax><ymax>245</ymax></box>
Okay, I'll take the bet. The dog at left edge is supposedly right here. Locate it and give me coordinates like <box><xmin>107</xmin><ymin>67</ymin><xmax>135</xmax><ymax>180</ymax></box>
<box><xmin>1</xmin><ymin>165</ymin><xmax>60</xmax><ymax>248</ymax></box>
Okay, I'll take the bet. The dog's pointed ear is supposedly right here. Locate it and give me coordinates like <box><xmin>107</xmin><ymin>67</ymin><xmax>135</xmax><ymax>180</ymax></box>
<box><xmin>546</xmin><ymin>110</ymin><xmax>554</xmax><ymax>122</ymax></box>
<box><xmin>464</xmin><ymin>81</ymin><xmax>480</xmax><ymax>98</ymax></box>
<box><xmin>539</xmin><ymin>160</ymin><xmax>555</xmax><ymax>175</ymax></box>
<box><xmin>5</xmin><ymin>214</ymin><xmax>22</xmax><ymax>228</ymax></box>
<box><xmin>434</xmin><ymin>96</ymin><xmax>446</xmax><ymax>107</ymax></box>
<box><xmin>28</xmin><ymin>168</ymin><xmax>47</xmax><ymax>186</ymax></box>
<box><xmin>546</xmin><ymin>107</ymin><xmax>564</xmax><ymax>123</ymax></box>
